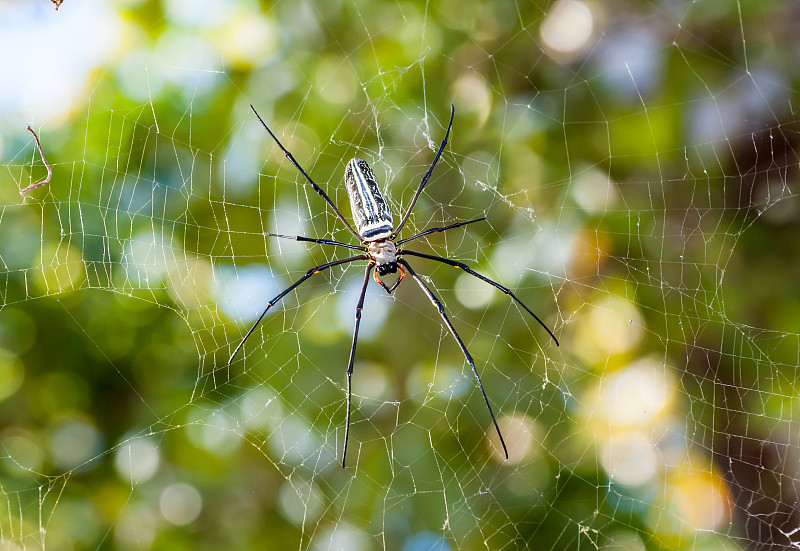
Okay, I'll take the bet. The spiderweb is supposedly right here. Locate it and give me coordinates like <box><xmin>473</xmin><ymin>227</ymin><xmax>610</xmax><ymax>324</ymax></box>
<box><xmin>1</xmin><ymin>0</ymin><xmax>799</xmax><ymax>549</ymax></box>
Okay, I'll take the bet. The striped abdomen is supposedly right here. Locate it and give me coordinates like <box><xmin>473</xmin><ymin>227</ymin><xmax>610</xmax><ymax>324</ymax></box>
<box><xmin>344</xmin><ymin>158</ymin><xmax>394</xmax><ymax>241</ymax></box>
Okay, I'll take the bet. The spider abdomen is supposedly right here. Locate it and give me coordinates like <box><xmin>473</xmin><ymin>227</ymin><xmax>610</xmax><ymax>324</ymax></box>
<box><xmin>344</xmin><ymin>158</ymin><xmax>394</xmax><ymax>241</ymax></box>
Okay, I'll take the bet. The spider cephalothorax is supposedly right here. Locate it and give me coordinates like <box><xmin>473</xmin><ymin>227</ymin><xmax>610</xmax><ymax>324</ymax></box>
<box><xmin>230</xmin><ymin>104</ymin><xmax>559</xmax><ymax>468</ymax></box>
<box><xmin>368</xmin><ymin>239</ymin><xmax>398</xmax><ymax>272</ymax></box>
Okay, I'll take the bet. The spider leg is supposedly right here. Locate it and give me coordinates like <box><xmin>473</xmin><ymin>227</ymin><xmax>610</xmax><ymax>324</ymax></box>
<box><xmin>342</xmin><ymin>263</ymin><xmax>373</xmax><ymax>468</ymax></box>
<box><xmin>395</xmin><ymin>217</ymin><xmax>487</xmax><ymax>246</ymax></box>
<box><xmin>398</xmin><ymin>259</ymin><xmax>509</xmax><ymax>460</ymax></box>
<box><xmin>250</xmin><ymin>105</ymin><xmax>361</xmax><ymax>240</ymax></box>
<box><xmin>398</xmin><ymin>250</ymin><xmax>559</xmax><ymax>346</ymax></box>
<box><xmin>265</xmin><ymin>233</ymin><xmax>367</xmax><ymax>253</ymax></box>
<box><xmin>392</xmin><ymin>105</ymin><xmax>455</xmax><ymax>239</ymax></box>
<box><xmin>228</xmin><ymin>254</ymin><xmax>368</xmax><ymax>365</ymax></box>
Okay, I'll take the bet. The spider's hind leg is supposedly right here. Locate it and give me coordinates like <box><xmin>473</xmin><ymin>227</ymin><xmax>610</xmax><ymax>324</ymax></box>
<box><xmin>342</xmin><ymin>263</ymin><xmax>374</xmax><ymax>468</ymax></box>
<box><xmin>398</xmin><ymin>249</ymin><xmax>559</xmax><ymax>346</ymax></box>
<box><xmin>398</xmin><ymin>259</ymin><xmax>509</xmax><ymax>459</ymax></box>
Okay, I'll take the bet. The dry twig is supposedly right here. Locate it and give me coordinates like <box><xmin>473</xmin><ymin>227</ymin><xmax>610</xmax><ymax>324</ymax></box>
<box><xmin>20</xmin><ymin>126</ymin><xmax>52</xmax><ymax>195</ymax></box>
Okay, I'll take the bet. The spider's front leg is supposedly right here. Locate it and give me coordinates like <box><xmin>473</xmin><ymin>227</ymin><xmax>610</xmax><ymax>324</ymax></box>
<box><xmin>228</xmin><ymin>254</ymin><xmax>368</xmax><ymax>365</ymax></box>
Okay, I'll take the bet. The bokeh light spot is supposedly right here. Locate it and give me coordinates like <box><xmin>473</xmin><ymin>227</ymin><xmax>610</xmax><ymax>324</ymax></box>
<box><xmin>278</xmin><ymin>480</ymin><xmax>324</xmax><ymax>526</ymax></box>
<box><xmin>122</xmin><ymin>230</ymin><xmax>172</xmax><ymax>288</ymax></box>
<box><xmin>572</xmin><ymin>167</ymin><xmax>619</xmax><ymax>214</ymax></box>
<box><xmin>114</xmin><ymin>437</ymin><xmax>160</xmax><ymax>483</ymax></box>
<box><xmin>313</xmin><ymin>524</ymin><xmax>369</xmax><ymax>551</ymax></box>
<box><xmin>488</xmin><ymin>414</ymin><xmax>542</xmax><ymax>464</ymax></box>
<box><xmin>595</xmin><ymin>358</ymin><xmax>676</xmax><ymax>429</ymax></box>
<box><xmin>186</xmin><ymin>410</ymin><xmax>242</xmax><ymax>456</ymax></box>
<box><xmin>455</xmin><ymin>271</ymin><xmax>494</xmax><ymax>309</ymax></box>
<box><xmin>160</xmin><ymin>483</ymin><xmax>202</xmax><ymax>526</ymax></box>
<box><xmin>314</xmin><ymin>56</ymin><xmax>358</xmax><ymax>106</ymax></box>
<box><xmin>574</xmin><ymin>295</ymin><xmax>645</xmax><ymax>363</ymax></box>
<box><xmin>2</xmin><ymin>430</ymin><xmax>44</xmax><ymax>473</ymax></box>
<box><xmin>452</xmin><ymin>73</ymin><xmax>491</xmax><ymax>120</ymax></box>
<box><xmin>36</xmin><ymin>242</ymin><xmax>85</xmax><ymax>294</ymax></box>
<box><xmin>49</xmin><ymin>420</ymin><xmax>103</xmax><ymax>472</ymax></box>
<box><xmin>0</xmin><ymin>350</ymin><xmax>24</xmax><ymax>402</ymax></box>
<box><xmin>600</xmin><ymin>431</ymin><xmax>659</xmax><ymax>487</ymax></box>
<box><xmin>403</xmin><ymin>532</ymin><xmax>451</xmax><ymax>551</ymax></box>
<box><xmin>216</xmin><ymin>263</ymin><xmax>283</xmax><ymax>322</ymax></box>
<box><xmin>540</xmin><ymin>0</ymin><xmax>595</xmax><ymax>59</ymax></box>
<box><xmin>114</xmin><ymin>503</ymin><xmax>157</xmax><ymax>549</ymax></box>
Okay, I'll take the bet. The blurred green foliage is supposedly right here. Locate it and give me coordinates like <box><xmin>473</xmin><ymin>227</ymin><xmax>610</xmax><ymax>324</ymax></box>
<box><xmin>1</xmin><ymin>0</ymin><xmax>800</xmax><ymax>549</ymax></box>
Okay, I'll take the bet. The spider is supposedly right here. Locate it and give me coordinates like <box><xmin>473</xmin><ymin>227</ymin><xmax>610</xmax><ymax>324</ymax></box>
<box><xmin>229</xmin><ymin>104</ymin><xmax>559</xmax><ymax>467</ymax></box>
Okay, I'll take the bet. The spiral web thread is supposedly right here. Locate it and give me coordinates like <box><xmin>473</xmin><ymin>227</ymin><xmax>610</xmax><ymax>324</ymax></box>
<box><xmin>1</xmin><ymin>1</ymin><xmax>800</xmax><ymax>549</ymax></box>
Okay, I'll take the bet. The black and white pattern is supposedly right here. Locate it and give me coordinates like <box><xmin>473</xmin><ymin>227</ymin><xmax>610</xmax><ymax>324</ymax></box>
<box><xmin>344</xmin><ymin>158</ymin><xmax>394</xmax><ymax>241</ymax></box>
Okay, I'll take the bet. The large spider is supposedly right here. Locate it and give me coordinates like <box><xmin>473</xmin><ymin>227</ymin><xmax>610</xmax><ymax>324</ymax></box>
<box><xmin>229</xmin><ymin>104</ymin><xmax>559</xmax><ymax>467</ymax></box>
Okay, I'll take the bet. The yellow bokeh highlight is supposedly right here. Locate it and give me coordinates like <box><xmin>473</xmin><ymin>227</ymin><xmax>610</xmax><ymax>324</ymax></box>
<box><xmin>167</xmin><ymin>256</ymin><xmax>215</xmax><ymax>310</ymax></box>
<box><xmin>210</xmin><ymin>14</ymin><xmax>279</xmax><ymax>68</ymax></box>
<box><xmin>0</xmin><ymin>350</ymin><xmax>24</xmax><ymax>403</ymax></box>
<box><xmin>36</xmin><ymin>242</ymin><xmax>86</xmax><ymax>294</ymax></box>
<box><xmin>314</xmin><ymin>56</ymin><xmax>358</xmax><ymax>106</ymax></box>
<box><xmin>592</xmin><ymin>358</ymin><xmax>676</xmax><ymax>431</ymax></box>
<box><xmin>573</xmin><ymin>294</ymin><xmax>645</xmax><ymax>365</ymax></box>
<box><xmin>452</xmin><ymin>73</ymin><xmax>492</xmax><ymax>124</ymax></box>
<box><xmin>488</xmin><ymin>414</ymin><xmax>543</xmax><ymax>465</ymax></box>
<box><xmin>648</xmin><ymin>459</ymin><xmax>733</xmax><ymax>546</ymax></box>
<box><xmin>583</xmin><ymin>357</ymin><xmax>677</xmax><ymax>487</ymax></box>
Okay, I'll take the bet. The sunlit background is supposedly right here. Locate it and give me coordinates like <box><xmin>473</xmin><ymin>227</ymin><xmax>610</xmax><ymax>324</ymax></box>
<box><xmin>1</xmin><ymin>0</ymin><xmax>800</xmax><ymax>549</ymax></box>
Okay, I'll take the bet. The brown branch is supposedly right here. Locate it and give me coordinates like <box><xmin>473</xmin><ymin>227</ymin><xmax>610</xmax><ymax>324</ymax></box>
<box><xmin>20</xmin><ymin>126</ymin><xmax>52</xmax><ymax>195</ymax></box>
<box><xmin>51</xmin><ymin>0</ymin><xmax>63</xmax><ymax>10</ymax></box>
